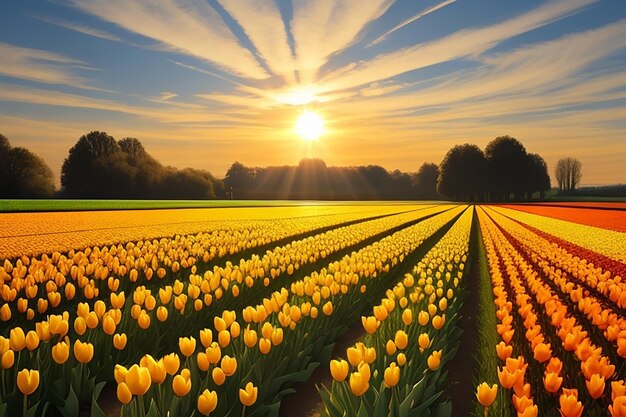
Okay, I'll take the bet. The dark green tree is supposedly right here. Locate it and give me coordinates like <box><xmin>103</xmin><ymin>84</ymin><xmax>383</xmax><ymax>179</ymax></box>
<box><xmin>437</xmin><ymin>144</ymin><xmax>487</xmax><ymax>201</ymax></box>
<box><xmin>413</xmin><ymin>162</ymin><xmax>440</xmax><ymax>200</ymax></box>
<box><xmin>525</xmin><ymin>153</ymin><xmax>551</xmax><ymax>198</ymax></box>
<box><xmin>484</xmin><ymin>136</ymin><xmax>528</xmax><ymax>200</ymax></box>
<box><xmin>0</xmin><ymin>134</ymin><xmax>55</xmax><ymax>198</ymax></box>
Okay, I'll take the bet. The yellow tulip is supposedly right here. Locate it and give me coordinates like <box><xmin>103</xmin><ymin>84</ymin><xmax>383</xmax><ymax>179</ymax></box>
<box><xmin>197</xmin><ymin>389</ymin><xmax>218</xmax><ymax>415</ymax></box>
<box><xmin>402</xmin><ymin>309</ymin><xmax>413</xmax><ymax>326</ymax></box>
<box><xmin>200</xmin><ymin>329</ymin><xmax>213</xmax><ymax>348</ymax></box>
<box><xmin>52</xmin><ymin>341</ymin><xmax>70</xmax><ymax>364</ymax></box>
<box><xmin>102</xmin><ymin>316</ymin><xmax>116</xmax><ymax>335</ymax></box>
<box><xmin>113</xmin><ymin>333</ymin><xmax>127</xmax><ymax>350</ymax></box>
<box><xmin>163</xmin><ymin>353</ymin><xmax>180</xmax><ymax>375</ymax></box>
<box><xmin>239</xmin><ymin>382</ymin><xmax>258</xmax><ymax>406</ymax></box>
<box><xmin>212</xmin><ymin>367</ymin><xmax>226</xmax><ymax>386</ymax></box>
<box><xmin>25</xmin><ymin>331</ymin><xmax>39</xmax><ymax>351</ymax></box>
<box><xmin>2</xmin><ymin>350</ymin><xmax>14</xmax><ymax>369</ymax></box>
<box><xmin>114</xmin><ymin>365</ymin><xmax>128</xmax><ymax>384</ymax></box>
<box><xmin>418</xmin><ymin>333</ymin><xmax>431</xmax><ymax>350</ymax></box>
<box><xmin>397</xmin><ymin>353</ymin><xmax>406</xmax><ymax>366</ymax></box>
<box><xmin>394</xmin><ymin>331</ymin><xmax>408</xmax><ymax>350</ymax></box>
<box><xmin>220</xmin><ymin>355</ymin><xmax>237</xmax><ymax>376</ymax></box>
<box><xmin>259</xmin><ymin>338</ymin><xmax>271</xmax><ymax>354</ymax></box>
<box><xmin>428</xmin><ymin>350</ymin><xmax>442</xmax><ymax>370</ymax></box>
<box><xmin>179</xmin><ymin>336</ymin><xmax>196</xmax><ymax>357</ymax></box>
<box><xmin>418</xmin><ymin>311</ymin><xmax>430</xmax><ymax>326</ymax></box>
<box><xmin>117</xmin><ymin>382</ymin><xmax>132</xmax><ymax>404</ymax></box>
<box><xmin>322</xmin><ymin>301</ymin><xmax>333</xmax><ymax>316</ymax></box>
<box><xmin>207</xmin><ymin>344</ymin><xmax>221</xmax><ymax>364</ymax></box>
<box><xmin>330</xmin><ymin>359</ymin><xmax>349</xmax><ymax>382</ymax></box>
<box><xmin>173</xmin><ymin>370</ymin><xmax>191</xmax><ymax>397</ymax></box>
<box><xmin>476</xmin><ymin>382</ymin><xmax>497</xmax><ymax>407</ymax></box>
<box><xmin>243</xmin><ymin>328</ymin><xmax>258</xmax><ymax>348</ymax></box>
<box><xmin>347</xmin><ymin>346</ymin><xmax>363</xmax><ymax>367</ymax></box>
<box><xmin>126</xmin><ymin>364</ymin><xmax>151</xmax><ymax>396</ymax></box>
<box><xmin>386</xmin><ymin>340</ymin><xmax>397</xmax><ymax>356</ymax></box>
<box><xmin>271</xmin><ymin>328</ymin><xmax>283</xmax><ymax>346</ymax></box>
<box><xmin>361</xmin><ymin>316</ymin><xmax>379</xmax><ymax>334</ymax></box>
<box><xmin>74</xmin><ymin>340</ymin><xmax>94</xmax><ymax>364</ymax></box>
<box><xmin>218</xmin><ymin>330</ymin><xmax>230</xmax><ymax>348</ymax></box>
<box><xmin>9</xmin><ymin>328</ymin><xmax>26</xmax><ymax>351</ymax></box>
<box><xmin>197</xmin><ymin>352</ymin><xmax>210</xmax><ymax>372</ymax></box>
<box><xmin>156</xmin><ymin>306</ymin><xmax>168</xmax><ymax>322</ymax></box>
<box><xmin>349</xmin><ymin>371</ymin><xmax>369</xmax><ymax>396</ymax></box>
<box><xmin>384</xmin><ymin>362</ymin><xmax>400</xmax><ymax>388</ymax></box>
<box><xmin>17</xmin><ymin>369</ymin><xmax>39</xmax><ymax>395</ymax></box>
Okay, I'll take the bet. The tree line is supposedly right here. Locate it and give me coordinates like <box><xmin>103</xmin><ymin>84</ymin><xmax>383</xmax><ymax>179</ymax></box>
<box><xmin>1</xmin><ymin>131</ymin><xmax>583</xmax><ymax>201</ymax></box>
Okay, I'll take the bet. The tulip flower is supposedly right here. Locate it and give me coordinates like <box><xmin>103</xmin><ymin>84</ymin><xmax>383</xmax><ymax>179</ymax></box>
<box><xmin>239</xmin><ymin>382</ymin><xmax>258</xmax><ymax>406</ymax></box>
<box><xmin>428</xmin><ymin>350</ymin><xmax>441</xmax><ymax>370</ymax></box>
<box><xmin>559</xmin><ymin>390</ymin><xmax>583</xmax><ymax>417</ymax></box>
<box><xmin>1</xmin><ymin>350</ymin><xmax>14</xmax><ymax>369</ymax></box>
<box><xmin>163</xmin><ymin>353</ymin><xmax>180</xmax><ymax>375</ymax></box>
<box><xmin>585</xmin><ymin>374</ymin><xmax>605</xmax><ymax>399</ymax></box>
<box><xmin>330</xmin><ymin>359</ymin><xmax>349</xmax><ymax>382</ymax></box>
<box><xmin>17</xmin><ymin>369</ymin><xmax>39</xmax><ymax>396</ymax></box>
<box><xmin>476</xmin><ymin>383</ymin><xmax>497</xmax><ymax>407</ymax></box>
<box><xmin>113</xmin><ymin>333</ymin><xmax>127</xmax><ymax>350</ymax></box>
<box><xmin>25</xmin><ymin>331</ymin><xmax>39</xmax><ymax>351</ymax></box>
<box><xmin>259</xmin><ymin>338</ymin><xmax>271</xmax><ymax>354</ymax></box>
<box><xmin>349</xmin><ymin>371</ymin><xmax>369</xmax><ymax>396</ymax></box>
<box><xmin>74</xmin><ymin>340</ymin><xmax>94</xmax><ymax>364</ymax></box>
<box><xmin>347</xmin><ymin>346</ymin><xmax>363</xmax><ymax>367</ymax></box>
<box><xmin>126</xmin><ymin>365</ymin><xmax>151</xmax><ymax>396</ymax></box>
<box><xmin>418</xmin><ymin>333</ymin><xmax>431</xmax><ymax>350</ymax></box>
<box><xmin>384</xmin><ymin>362</ymin><xmax>400</xmax><ymax>388</ymax></box>
<box><xmin>117</xmin><ymin>382</ymin><xmax>132</xmax><ymax>404</ymax></box>
<box><xmin>10</xmin><ymin>328</ymin><xmax>26</xmax><ymax>351</ymax></box>
<box><xmin>609</xmin><ymin>395</ymin><xmax>626</xmax><ymax>417</ymax></box>
<box><xmin>114</xmin><ymin>365</ymin><xmax>128</xmax><ymax>384</ymax></box>
<box><xmin>361</xmin><ymin>316</ymin><xmax>379</xmax><ymax>334</ymax></box>
<box><xmin>402</xmin><ymin>309</ymin><xmax>413</xmax><ymax>325</ymax></box>
<box><xmin>386</xmin><ymin>340</ymin><xmax>397</xmax><ymax>356</ymax></box>
<box><xmin>198</xmin><ymin>389</ymin><xmax>218</xmax><ymax>415</ymax></box>
<box><xmin>179</xmin><ymin>336</ymin><xmax>196</xmax><ymax>357</ymax></box>
<box><xmin>212</xmin><ymin>367</ymin><xmax>226</xmax><ymax>386</ymax></box>
<box><xmin>533</xmin><ymin>343</ymin><xmax>551</xmax><ymax>363</ymax></box>
<box><xmin>394</xmin><ymin>331</ymin><xmax>408</xmax><ymax>350</ymax></box>
<box><xmin>543</xmin><ymin>371</ymin><xmax>563</xmax><ymax>393</ymax></box>
<box><xmin>613</xmin><ymin>381</ymin><xmax>626</xmax><ymax>401</ymax></box>
<box><xmin>496</xmin><ymin>342</ymin><xmax>513</xmax><ymax>360</ymax></box>
<box><xmin>397</xmin><ymin>353</ymin><xmax>406</xmax><ymax>366</ymax></box>
<box><xmin>173</xmin><ymin>369</ymin><xmax>191</xmax><ymax>397</ymax></box>
<box><xmin>200</xmin><ymin>329</ymin><xmax>213</xmax><ymax>348</ymax></box>
<box><xmin>221</xmin><ymin>356</ymin><xmax>237</xmax><ymax>376</ymax></box>
<box><xmin>418</xmin><ymin>311</ymin><xmax>430</xmax><ymax>326</ymax></box>
<box><xmin>52</xmin><ymin>341</ymin><xmax>70</xmax><ymax>364</ymax></box>
<box><xmin>323</xmin><ymin>301</ymin><xmax>333</xmax><ymax>316</ymax></box>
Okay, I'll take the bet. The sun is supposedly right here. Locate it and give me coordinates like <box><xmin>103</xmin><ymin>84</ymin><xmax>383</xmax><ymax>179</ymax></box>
<box><xmin>295</xmin><ymin>110</ymin><xmax>325</xmax><ymax>141</ymax></box>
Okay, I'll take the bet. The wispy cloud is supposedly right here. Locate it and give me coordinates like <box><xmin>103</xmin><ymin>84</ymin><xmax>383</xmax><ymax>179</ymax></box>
<box><xmin>321</xmin><ymin>0</ymin><xmax>599</xmax><ymax>92</ymax></box>
<box><xmin>369</xmin><ymin>0</ymin><xmax>458</xmax><ymax>46</ymax></box>
<box><xmin>217</xmin><ymin>0</ymin><xmax>295</xmax><ymax>83</ymax></box>
<box><xmin>0</xmin><ymin>42</ymin><xmax>103</xmax><ymax>90</ymax></box>
<box><xmin>32</xmin><ymin>15</ymin><xmax>122</xmax><ymax>42</ymax></box>
<box><xmin>71</xmin><ymin>0</ymin><xmax>268</xmax><ymax>80</ymax></box>
<box><xmin>291</xmin><ymin>0</ymin><xmax>394</xmax><ymax>83</ymax></box>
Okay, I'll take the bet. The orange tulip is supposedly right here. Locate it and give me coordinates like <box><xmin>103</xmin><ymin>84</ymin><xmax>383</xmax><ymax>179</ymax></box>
<box><xmin>496</xmin><ymin>342</ymin><xmax>513</xmax><ymax>360</ymax></box>
<box><xmin>212</xmin><ymin>367</ymin><xmax>226</xmax><ymax>386</ymax></box>
<box><xmin>163</xmin><ymin>353</ymin><xmax>180</xmax><ymax>375</ymax></box>
<box><xmin>349</xmin><ymin>371</ymin><xmax>369</xmax><ymax>396</ymax></box>
<box><xmin>1</xmin><ymin>350</ymin><xmax>14</xmax><ymax>369</ymax></box>
<box><xmin>200</xmin><ymin>329</ymin><xmax>213</xmax><ymax>348</ymax></box>
<box><xmin>609</xmin><ymin>395</ymin><xmax>626</xmax><ymax>417</ymax></box>
<box><xmin>9</xmin><ymin>328</ymin><xmax>26</xmax><ymax>351</ymax></box>
<box><xmin>117</xmin><ymin>382</ymin><xmax>132</xmax><ymax>404</ymax></box>
<box><xmin>17</xmin><ymin>369</ymin><xmax>39</xmax><ymax>395</ymax></box>
<box><xmin>427</xmin><ymin>350</ymin><xmax>441</xmax><ymax>371</ymax></box>
<box><xmin>113</xmin><ymin>333</ymin><xmax>127</xmax><ymax>350</ymax></box>
<box><xmin>559</xmin><ymin>390</ymin><xmax>583</xmax><ymax>417</ymax></box>
<box><xmin>330</xmin><ymin>359</ymin><xmax>349</xmax><ymax>382</ymax></box>
<box><xmin>394</xmin><ymin>331</ymin><xmax>408</xmax><ymax>350</ymax></box>
<box><xmin>418</xmin><ymin>333</ymin><xmax>431</xmax><ymax>350</ymax></box>
<box><xmin>585</xmin><ymin>374</ymin><xmax>605</xmax><ymax>400</ymax></box>
<box><xmin>347</xmin><ymin>346</ymin><xmax>363</xmax><ymax>367</ymax></box>
<box><xmin>221</xmin><ymin>356</ymin><xmax>237</xmax><ymax>376</ymax></box>
<box><xmin>384</xmin><ymin>362</ymin><xmax>400</xmax><ymax>388</ymax></box>
<box><xmin>543</xmin><ymin>371</ymin><xmax>562</xmax><ymax>393</ymax></box>
<box><xmin>74</xmin><ymin>340</ymin><xmax>94</xmax><ymax>363</ymax></box>
<box><xmin>476</xmin><ymin>382</ymin><xmax>497</xmax><ymax>407</ymax></box>
<box><xmin>533</xmin><ymin>343</ymin><xmax>551</xmax><ymax>363</ymax></box>
<box><xmin>239</xmin><ymin>382</ymin><xmax>258</xmax><ymax>406</ymax></box>
<box><xmin>179</xmin><ymin>337</ymin><xmax>196</xmax><ymax>357</ymax></box>
<box><xmin>173</xmin><ymin>369</ymin><xmax>191</xmax><ymax>397</ymax></box>
<box><xmin>197</xmin><ymin>389</ymin><xmax>218</xmax><ymax>415</ymax></box>
<box><xmin>498</xmin><ymin>367</ymin><xmax>520</xmax><ymax>389</ymax></box>
<box><xmin>52</xmin><ymin>340</ymin><xmax>70</xmax><ymax>364</ymax></box>
<box><xmin>126</xmin><ymin>364</ymin><xmax>151</xmax><ymax>396</ymax></box>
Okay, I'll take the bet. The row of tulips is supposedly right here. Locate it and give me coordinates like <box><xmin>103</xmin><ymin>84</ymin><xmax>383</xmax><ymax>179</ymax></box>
<box><xmin>491</xmin><ymin>206</ymin><xmax>626</xmax><ymax>264</ymax></box>
<box><xmin>111</xmin><ymin>206</ymin><xmax>466</xmax><ymax>417</ymax></box>
<box><xmin>483</xmin><ymin>206</ymin><xmax>626</xmax><ymax>358</ymax></box>
<box><xmin>0</xmin><ymin>206</ymin><xmax>414</xmax><ymax>325</ymax></box>
<box><xmin>0</xmin><ymin>206</ymin><xmax>461</xmax><ymax>416</ymax></box>
<box><xmin>476</xmin><ymin>207</ymin><xmax>626</xmax><ymax>417</ymax></box>
<box><xmin>319</xmin><ymin>206</ymin><xmax>473</xmax><ymax>416</ymax></box>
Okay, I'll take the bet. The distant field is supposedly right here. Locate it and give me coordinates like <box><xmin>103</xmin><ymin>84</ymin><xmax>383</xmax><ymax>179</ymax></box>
<box><xmin>0</xmin><ymin>199</ymin><xmax>428</xmax><ymax>212</ymax></box>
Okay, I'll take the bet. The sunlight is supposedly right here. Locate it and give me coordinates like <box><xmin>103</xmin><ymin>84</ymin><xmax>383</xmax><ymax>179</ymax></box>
<box><xmin>295</xmin><ymin>110</ymin><xmax>325</xmax><ymax>141</ymax></box>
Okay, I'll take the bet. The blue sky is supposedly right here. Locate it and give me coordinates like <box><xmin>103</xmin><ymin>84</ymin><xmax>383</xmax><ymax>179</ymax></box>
<box><xmin>1</xmin><ymin>0</ymin><xmax>625</xmax><ymax>185</ymax></box>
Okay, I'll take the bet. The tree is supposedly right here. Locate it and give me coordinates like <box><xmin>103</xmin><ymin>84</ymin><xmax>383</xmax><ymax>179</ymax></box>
<box><xmin>413</xmin><ymin>163</ymin><xmax>439</xmax><ymax>200</ymax></box>
<box><xmin>437</xmin><ymin>144</ymin><xmax>487</xmax><ymax>201</ymax></box>
<box><xmin>484</xmin><ymin>136</ymin><xmax>528</xmax><ymax>200</ymax></box>
<box><xmin>61</xmin><ymin>131</ymin><xmax>121</xmax><ymax>197</ymax></box>
<box><xmin>223</xmin><ymin>162</ymin><xmax>254</xmax><ymax>199</ymax></box>
<box><xmin>555</xmin><ymin>157</ymin><xmax>582</xmax><ymax>192</ymax></box>
<box><xmin>525</xmin><ymin>153</ymin><xmax>551</xmax><ymax>198</ymax></box>
<box><xmin>0</xmin><ymin>134</ymin><xmax>56</xmax><ymax>198</ymax></box>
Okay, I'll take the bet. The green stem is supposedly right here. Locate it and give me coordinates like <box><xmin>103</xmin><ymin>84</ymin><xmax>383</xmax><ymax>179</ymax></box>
<box><xmin>23</xmin><ymin>394</ymin><xmax>27</xmax><ymax>417</ymax></box>
<box><xmin>241</xmin><ymin>405</ymin><xmax>246</xmax><ymax>417</ymax></box>
<box><xmin>483</xmin><ymin>406</ymin><xmax>488</xmax><ymax>417</ymax></box>
<box><xmin>138</xmin><ymin>395</ymin><xmax>145</xmax><ymax>417</ymax></box>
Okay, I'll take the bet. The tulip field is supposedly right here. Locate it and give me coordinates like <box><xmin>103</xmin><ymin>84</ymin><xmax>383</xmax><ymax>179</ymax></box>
<box><xmin>0</xmin><ymin>202</ymin><xmax>625</xmax><ymax>417</ymax></box>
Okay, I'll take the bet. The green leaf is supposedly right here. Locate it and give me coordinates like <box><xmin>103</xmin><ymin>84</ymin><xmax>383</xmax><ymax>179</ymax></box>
<box><xmin>430</xmin><ymin>401</ymin><xmax>452</xmax><ymax>417</ymax></box>
<box><xmin>60</xmin><ymin>384</ymin><xmax>80</xmax><ymax>417</ymax></box>
<box><xmin>90</xmin><ymin>382</ymin><xmax>106</xmax><ymax>417</ymax></box>
<box><xmin>0</xmin><ymin>402</ymin><xmax>6</xmax><ymax>417</ymax></box>
<box><xmin>146</xmin><ymin>399</ymin><xmax>160</xmax><ymax>417</ymax></box>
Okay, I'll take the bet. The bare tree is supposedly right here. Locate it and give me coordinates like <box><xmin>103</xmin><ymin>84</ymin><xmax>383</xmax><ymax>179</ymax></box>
<box><xmin>555</xmin><ymin>157</ymin><xmax>582</xmax><ymax>191</ymax></box>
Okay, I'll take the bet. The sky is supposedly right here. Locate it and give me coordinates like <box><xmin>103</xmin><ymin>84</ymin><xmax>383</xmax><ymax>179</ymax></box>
<box><xmin>1</xmin><ymin>0</ymin><xmax>625</xmax><ymax>186</ymax></box>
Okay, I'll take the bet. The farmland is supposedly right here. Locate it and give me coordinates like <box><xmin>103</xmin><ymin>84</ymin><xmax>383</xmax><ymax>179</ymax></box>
<box><xmin>0</xmin><ymin>203</ymin><xmax>625</xmax><ymax>417</ymax></box>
